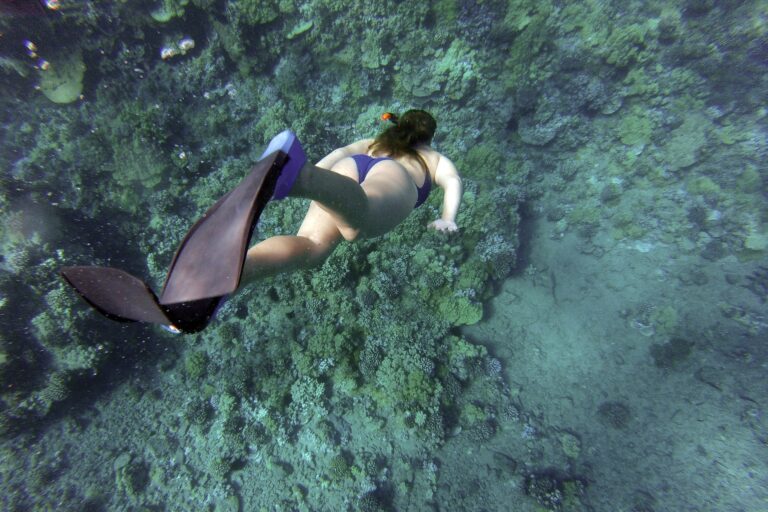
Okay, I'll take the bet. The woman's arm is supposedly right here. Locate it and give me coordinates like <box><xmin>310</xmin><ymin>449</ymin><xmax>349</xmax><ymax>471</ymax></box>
<box><xmin>430</xmin><ymin>154</ymin><xmax>463</xmax><ymax>232</ymax></box>
<box><xmin>315</xmin><ymin>139</ymin><xmax>374</xmax><ymax>169</ymax></box>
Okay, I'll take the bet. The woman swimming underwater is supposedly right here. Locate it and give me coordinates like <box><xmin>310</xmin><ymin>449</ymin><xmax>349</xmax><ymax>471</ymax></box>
<box><xmin>239</xmin><ymin>109</ymin><xmax>463</xmax><ymax>289</ymax></box>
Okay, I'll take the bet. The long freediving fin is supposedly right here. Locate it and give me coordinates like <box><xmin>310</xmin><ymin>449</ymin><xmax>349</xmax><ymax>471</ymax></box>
<box><xmin>60</xmin><ymin>266</ymin><xmax>170</xmax><ymax>325</ymax></box>
<box><xmin>159</xmin><ymin>151</ymin><xmax>287</xmax><ymax>304</ymax></box>
<box><xmin>61</xmin><ymin>149</ymin><xmax>291</xmax><ymax>333</ymax></box>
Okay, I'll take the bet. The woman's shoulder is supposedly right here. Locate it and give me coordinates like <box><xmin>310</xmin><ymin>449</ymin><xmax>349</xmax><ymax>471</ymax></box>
<box><xmin>416</xmin><ymin>145</ymin><xmax>446</xmax><ymax>167</ymax></box>
<box><xmin>341</xmin><ymin>139</ymin><xmax>375</xmax><ymax>155</ymax></box>
<box><xmin>352</xmin><ymin>137</ymin><xmax>375</xmax><ymax>147</ymax></box>
<box><xmin>416</xmin><ymin>144</ymin><xmax>448</xmax><ymax>158</ymax></box>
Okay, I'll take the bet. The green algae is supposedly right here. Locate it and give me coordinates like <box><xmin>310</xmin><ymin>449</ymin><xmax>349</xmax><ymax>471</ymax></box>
<box><xmin>618</xmin><ymin>107</ymin><xmax>654</xmax><ymax>146</ymax></box>
<box><xmin>662</xmin><ymin>114</ymin><xmax>710</xmax><ymax>171</ymax></box>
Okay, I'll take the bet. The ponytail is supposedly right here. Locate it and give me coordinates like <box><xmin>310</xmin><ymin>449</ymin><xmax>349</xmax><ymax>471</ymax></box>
<box><xmin>369</xmin><ymin>109</ymin><xmax>436</xmax><ymax>174</ymax></box>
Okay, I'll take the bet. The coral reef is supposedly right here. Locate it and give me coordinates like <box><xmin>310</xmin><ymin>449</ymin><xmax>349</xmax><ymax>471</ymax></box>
<box><xmin>184</xmin><ymin>350</ymin><xmax>209</xmax><ymax>380</ymax></box>
<box><xmin>0</xmin><ymin>0</ymin><xmax>766</xmax><ymax>510</ymax></box>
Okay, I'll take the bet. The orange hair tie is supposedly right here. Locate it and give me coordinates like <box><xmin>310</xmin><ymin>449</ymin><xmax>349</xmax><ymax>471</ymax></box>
<box><xmin>381</xmin><ymin>112</ymin><xmax>398</xmax><ymax>124</ymax></box>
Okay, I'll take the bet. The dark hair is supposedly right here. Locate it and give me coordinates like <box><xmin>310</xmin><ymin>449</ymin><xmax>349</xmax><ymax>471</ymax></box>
<box><xmin>369</xmin><ymin>109</ymin><xmax>436</xmax><ymax>174</ymax></box>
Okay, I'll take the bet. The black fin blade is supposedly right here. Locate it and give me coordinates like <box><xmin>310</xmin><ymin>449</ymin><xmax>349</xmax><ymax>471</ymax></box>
<box><xmin>60</xmin><ymin>266</ymin><xmax>170</xmax><ymax>325</ymax></box>
<box><xmin>161</xmin><ymin>299</ymin><xmax>223</xmax><ymax>334</ymax></box>
<box><xmin>159</xmin><ymin>151</ymin><xmax>286</xmax><ymax>305</ymax></box>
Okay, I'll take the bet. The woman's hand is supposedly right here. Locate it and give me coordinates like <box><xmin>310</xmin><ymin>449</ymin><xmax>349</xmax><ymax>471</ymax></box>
<box><xmin>428</xmin><ymin>219</ymin><xmax>458</xmax><ymax>232</ymax></box>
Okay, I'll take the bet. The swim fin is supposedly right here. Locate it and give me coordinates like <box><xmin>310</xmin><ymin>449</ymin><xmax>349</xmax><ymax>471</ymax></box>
<box><xmin>61</xmin><ymin>149</ymin><xmax>289</xmax><ymax>334</ymax></box>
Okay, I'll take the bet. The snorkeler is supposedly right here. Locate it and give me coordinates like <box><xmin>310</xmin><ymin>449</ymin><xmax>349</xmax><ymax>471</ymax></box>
<box><xmin>61</xmin><ymin>110</ymin><xmax>462</xmax><ymax>333</ymax></box>
<box><xmin>239</xmin><ymin>109</ymin><xmax>463</xmax><ymax>287</ymax></box>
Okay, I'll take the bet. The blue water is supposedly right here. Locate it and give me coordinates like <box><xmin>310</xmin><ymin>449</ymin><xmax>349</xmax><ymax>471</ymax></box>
<box><xmin>0</xmin><ymin>1</ymin><xmax>766</xmax><ymax>511</ymax></box>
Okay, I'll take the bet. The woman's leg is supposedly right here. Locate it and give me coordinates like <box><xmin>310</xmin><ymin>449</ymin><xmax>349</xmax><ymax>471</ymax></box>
<box><xmin>240</xmin><ymin>236</ymin><xmax>328</xmax><ymax>282</ymax></box>
<box><xmin>289</xmin><ymin>161</ymin><xmax>367</xmax><ymax>226</ymax></box>
<box><xmin>238</xmin><ymin>158</ymin><xmax>416</xmax><ymax>289</ymax></box>
<box><xmin>290</xmin><ymin>159</ymin><xmax>417</xmax><ymax>238</ymax></box>
<box><xmin>239</xmin><ymin>202</ymin><xmax>342</xmax><ymax>288</ymax></box>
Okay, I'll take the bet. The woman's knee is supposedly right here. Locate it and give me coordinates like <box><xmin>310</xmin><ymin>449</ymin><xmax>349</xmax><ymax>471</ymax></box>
<box><xmin>302</xmin><ymin>237</ymin><xmax>337</xmax><ymax>268</ymax></box>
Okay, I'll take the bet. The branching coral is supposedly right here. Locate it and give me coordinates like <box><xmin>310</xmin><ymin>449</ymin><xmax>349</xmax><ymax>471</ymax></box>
<box><xmin>184</xmin><ymin>350</ymin><xmax>209</xmax><ymax>380</ymax></box>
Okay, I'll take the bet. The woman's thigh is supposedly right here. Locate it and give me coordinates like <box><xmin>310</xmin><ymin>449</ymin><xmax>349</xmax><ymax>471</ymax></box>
<box><xmin>296</xmin><ymin>201</ymin><xmax>345</xmax><ymax>247</ymax></box>
<box><xmin>299</xmin><ymin>158</ymin><xmax>415</xmax><ymax>241</ymax></box>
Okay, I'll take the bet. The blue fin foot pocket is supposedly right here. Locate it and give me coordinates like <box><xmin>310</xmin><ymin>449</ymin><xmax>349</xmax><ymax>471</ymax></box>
<box><xmin>261</xmin><ymin>129</ymin><xmax>307</xmax><ymax>200</ymax></box>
